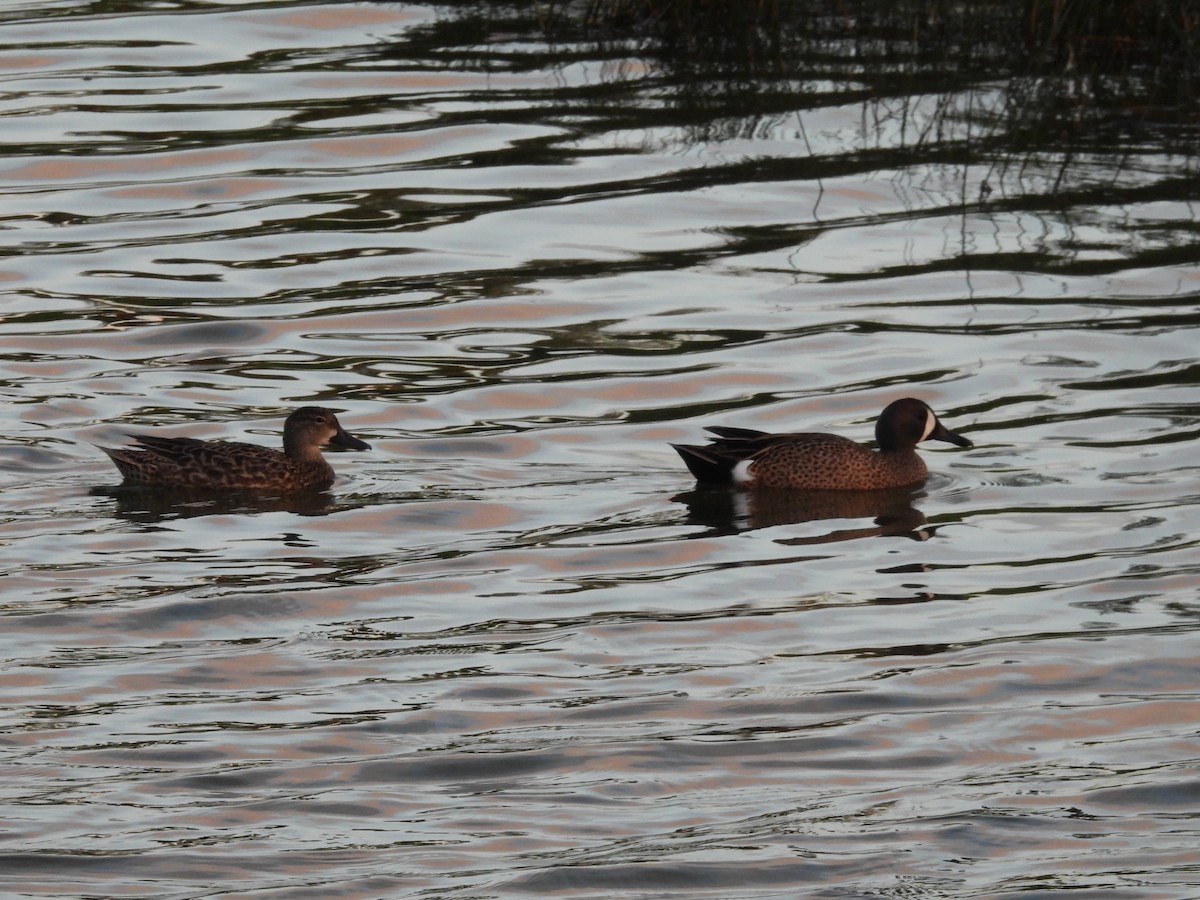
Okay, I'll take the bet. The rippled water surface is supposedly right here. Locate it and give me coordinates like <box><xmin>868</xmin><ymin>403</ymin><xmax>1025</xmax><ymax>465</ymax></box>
<box><xmin>3</xmin><ymin>1</ymin><xmax>1200</xmax><ymax>897</ymax></box>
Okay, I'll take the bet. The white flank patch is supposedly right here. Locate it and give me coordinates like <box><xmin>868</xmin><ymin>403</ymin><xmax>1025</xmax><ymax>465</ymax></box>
<box><xmin>920</xmin><ymin>407</ymin><xmax>937</xmax><ymax>441</ymax></box>
<box><xmin>732</xmin><ymin>459</ymin><xmax>755</xmax><ymax>486</ymax></box>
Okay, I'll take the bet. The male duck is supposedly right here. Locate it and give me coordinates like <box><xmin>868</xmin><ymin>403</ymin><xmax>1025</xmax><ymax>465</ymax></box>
<box><xmin>672</xmin><ymin>397</ymin><xmax>971</xmax><ymax>490</ymax></box>
<box><xmin>100</xmin><ymin>406</ymin><xmax>371</xmax><ymax>491</ymax></box>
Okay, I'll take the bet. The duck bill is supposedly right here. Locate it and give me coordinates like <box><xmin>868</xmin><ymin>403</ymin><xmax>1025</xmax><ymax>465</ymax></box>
<box><xmin>929</xmin><ymin>420</ymin><xmax>972</xmax><ymax>448</ymax></box>
<box><xmin>329</xmin><ymin>427</ymin><xmax>371</xmax><ymax>451</ymax></box>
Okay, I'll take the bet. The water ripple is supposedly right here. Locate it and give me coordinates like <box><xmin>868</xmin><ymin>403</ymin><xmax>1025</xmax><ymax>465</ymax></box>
<box><xmin>2</xmin><ymin>1</ymin><xmax>1199</xmax><ymax>897</ymax></box>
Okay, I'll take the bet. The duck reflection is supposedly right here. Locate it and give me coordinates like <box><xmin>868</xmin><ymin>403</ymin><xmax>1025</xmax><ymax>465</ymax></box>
<box><xmin>674</xmin><ymin>484</ymin><xmax>937</xmax><ymax>543</ymax></box>
<box><xmin>91</xmin><ymin>484</ymin><xmax>351</xmax><ymax>523</ymax></box>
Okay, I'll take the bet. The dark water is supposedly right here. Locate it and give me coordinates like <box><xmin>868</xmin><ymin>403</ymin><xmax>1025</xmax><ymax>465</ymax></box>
<box><xmin>2</xmin><ymin>2</ymin><xmax>1199</xmax><ymax>897</ymax></box>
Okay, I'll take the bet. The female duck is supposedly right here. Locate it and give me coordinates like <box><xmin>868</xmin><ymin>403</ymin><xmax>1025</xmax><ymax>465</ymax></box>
<box><xmin>672</xmin><ymin>397</ymin><xmax>971</xmax><ymax>490</ymax></box>
<box><xmin>100</xmin><ymin>406</ymin><xmax>371</xmax><ymax>492</ymax></box>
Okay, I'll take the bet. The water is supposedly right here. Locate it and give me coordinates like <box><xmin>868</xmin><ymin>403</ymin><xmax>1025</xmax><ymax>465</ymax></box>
<box><xmin>2</xmin><ymin>1</ymin><xmax>1199</xmax><ymax>897</ymax></box>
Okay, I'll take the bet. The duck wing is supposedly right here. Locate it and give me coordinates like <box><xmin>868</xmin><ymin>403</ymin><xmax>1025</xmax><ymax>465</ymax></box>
<box><xmin>116</xmin><ymin>438</ymin><xmax>304</xmax><ymax>489</ymax></box>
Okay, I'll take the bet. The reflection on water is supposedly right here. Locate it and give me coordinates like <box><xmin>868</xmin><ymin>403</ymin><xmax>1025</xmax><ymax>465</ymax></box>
<box><xmin>91</xmin><ymin>484</ymin><xmax>350</xmax><ymax>522</ymax></box>
<box><xmin>675</xmin><ymin>484</ymin><xmax>936</xmax><ymax>543</ymax></box>
<box><xmin>2</xmin><ymin>0</ymin><xmax>1199</xmax><ymax>897</ymax></box>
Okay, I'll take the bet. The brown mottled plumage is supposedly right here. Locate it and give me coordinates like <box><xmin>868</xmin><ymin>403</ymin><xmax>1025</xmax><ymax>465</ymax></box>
<box><xmin>671</xmin><ymin>398</ymin><xmax>972</xmax><ymax>490</ymax></box>
<box><xmin>100</xmin><ymin>407</ymin><xmax>371</xmax><ymax>492</ymax></box>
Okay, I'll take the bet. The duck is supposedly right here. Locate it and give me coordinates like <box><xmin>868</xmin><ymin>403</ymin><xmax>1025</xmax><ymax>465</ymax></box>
<box><xmin>671</xmin><ymin>397</ymin><xmax>971</xmax><ymax>490</ymax></box>
<box><xmin>99</xmin><ymin>406</ymin><xmax>371</xmax><ymax>491</ymax></box>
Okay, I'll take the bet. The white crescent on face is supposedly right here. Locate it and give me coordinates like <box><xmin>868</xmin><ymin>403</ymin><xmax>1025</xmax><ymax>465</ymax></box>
<box><xmin>920</xmin><ymin>406</ymin><xmax>937</xmax><ymax>441</ymax></box>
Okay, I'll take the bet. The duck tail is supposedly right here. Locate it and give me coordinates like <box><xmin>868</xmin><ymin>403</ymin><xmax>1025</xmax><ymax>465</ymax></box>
<box><xmin>670</xmin><ymin>443</ymin><xmax>736</xmax><ymax>484</ymax></box>
<box><xmin>96</xmin><ymin>444</ymin><xmax>142</xmax><ymax>480</ymax></box>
